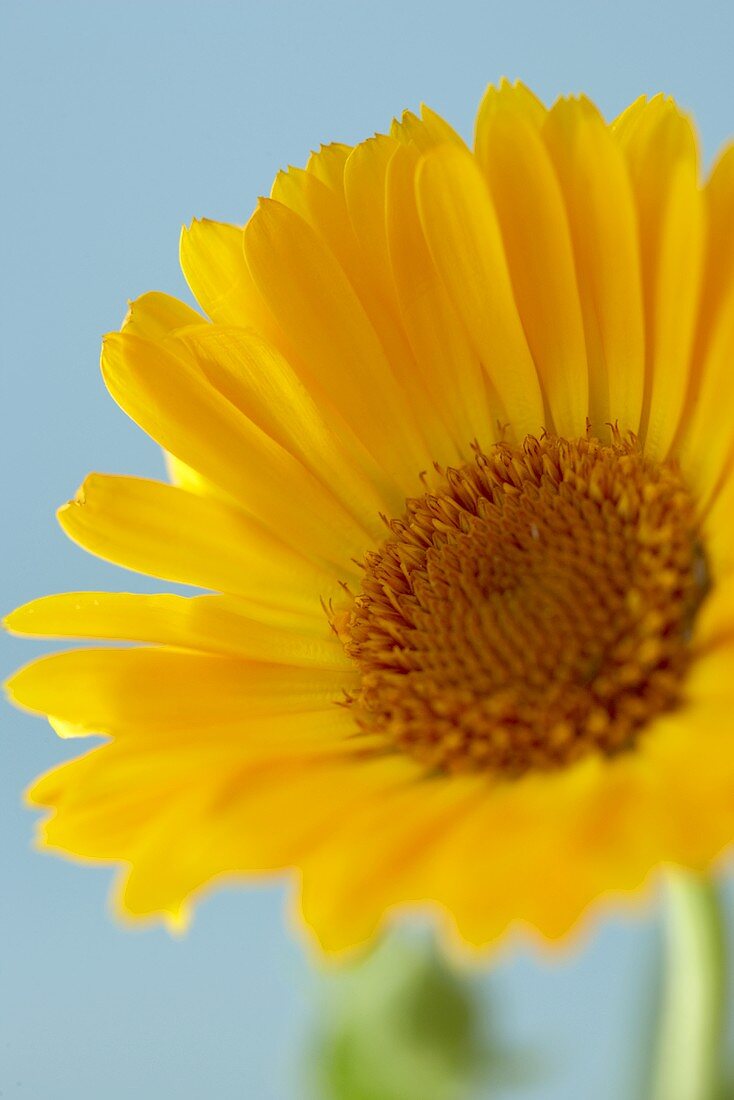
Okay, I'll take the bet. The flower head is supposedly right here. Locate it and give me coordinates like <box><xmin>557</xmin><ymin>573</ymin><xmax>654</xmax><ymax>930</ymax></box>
<box><xmin>7</xmin><ymin>81</ymin><xmax>734</xmax><ymax>954</ymax></box>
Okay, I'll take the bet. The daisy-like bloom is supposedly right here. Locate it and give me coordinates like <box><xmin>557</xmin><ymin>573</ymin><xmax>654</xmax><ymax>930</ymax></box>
<box><xmin>7</xmin><ymin>82</ymin><xmax>734</xmax><ymax>953</ymax></box>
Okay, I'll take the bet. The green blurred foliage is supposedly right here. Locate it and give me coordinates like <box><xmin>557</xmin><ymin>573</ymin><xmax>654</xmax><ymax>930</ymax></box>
<box><xmin>307</xmin><ymin>930</ymin><xmax>526</xmax><ymax>1100</ymax></box>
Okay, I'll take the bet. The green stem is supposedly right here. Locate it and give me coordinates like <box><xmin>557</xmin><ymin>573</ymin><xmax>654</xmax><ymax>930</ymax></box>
<box><xmin>651</xmin><ymin>868</ymin><xmax>727</xmax><ymax>1100</ymax></box>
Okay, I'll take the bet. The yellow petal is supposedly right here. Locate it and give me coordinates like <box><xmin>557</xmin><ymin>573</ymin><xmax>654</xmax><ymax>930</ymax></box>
<box><xmin>271</xmin><ymin>164</ymin><xmax>352</xmax><ymax>247</ymax></box>
<box><xmin>101</xmin><ymin>332</ymin><xmax>368</xmax><ymax>568</ymax></box>
<box><xmin>542</xmin><ymin>98</ymin><xmax>645</xmax><ymax>437</ymax></box>
<box><xmin>306</xmin><ymin>142</ymin><xmax>352</xmax><ymax>193</ymax></box>
<box><xmin>638</xmin><ymin>703</ymin><xmax>734</xmax><ymax>867</ymax></box>
<box><xmin>180</xmin><ymin>218</ymin><xmax>290</xmax><ymax>358</ymax></box>
<box><xmin>33</xmin><ymin>704</ymin><xmax>364</xmax><ymax>757</ymax></box>
<box><xmin>164</xmin><ymin>454</ymin><xmax>226</xmax><ymax>502</ymax></box>
<box><xmin>700</xmin><ymin>144</ymin><xmax>734</xmax><ymax>332</ymax></box>
<box><xmin>344</xmin><ymin>135</ymin><xmax>400</xmax><ymax>285</ymax></box>
<box><xmin>6</xmin><ymin>592</ymin><xmax>352</xmax><ymax>670</ymax></box>
<box><xmin>121</xmin><ymin>751</ymin><xmax>419</xmax><ymax>919</ymax></box>
<box><xmin>474</xmin><ymin>80</ymin><xmax>546</xmax><ymax>155</ymax></box>
<box><xmin>121</xmin><ymin>291</ymin><xmax>204</xmax><ymax>338</ymax></box>
<box><xmin>677</xmin><ymin>282</ymin><xmax>734</xmax><ymax>506</ymax></box>
<box><xmin>120</xmin><ymin>293</ymin><xmax>223</xmax><ymax>503</ymax></box>
<box><xmin>271</xmin><ymin>158</ymin><xmax>442</xmax><ymax>461</ymax></box>
<box><xmin>57</xmin><ymin>474</ymin><xmax>340</xmax><ymax>611</ymax></box>
<box><xmin>342</xmin><ymin>137</ymin><xmax>456</xmax><ymax>462</ymax></box>
<box><xmin>416</xmin><ymin>144</ymin><xmax>545</xmax><ymax>437</ymax></box>
<box><xmin>425</xmin><ymin>755</ymin><xmax>661</xmax><ymax>946</ymax></box>
<box><xmin>702</xmin><ymin>465</ymin><xmax>734</xmax><ymax>580</ymax></box>
<box><xmin>27</xmin><ymin>734</ymin><xmax>418</xmax><ymax>926</ymax></box>
<box><xmin>615</xmin><ymin>96</ymin><xmax>704</xmax><ymax>460</ymax></box>
<box><xmin>299</xmin><ymin>774</ymin><xmax>485</xmax><ymax>951</ymax></box>
<box><xmin>180</xmin><ymin>218</ymin><xmax>260</xmax><ymax>325</ymax></box>
<box><xmin>611</xmin><ymin>94</ymin><xmax>650</xmax><ymax>141</ymax></box>
<box><xmin>474</xmin><ymin>85</ymin><xmax>588</xmax><ymax>436</ymax></box>
<box><xmin>690</xmin><ymin>574</ymin><xmax>734</xmax><ymax>648</ymax></box>
<box><xmin>7</xmin><ymin>647</ymin><xmax>354</xmax><ymax>733</ymax></box>
<box><xmin>385</xmin><ymin>143</ymin><xmax>495</xmax><ymax>451</ymax></box>
<box><xmin>170</xmin><ymin>324</ymin><xmax>396</xmax><ymax>533</ymax></box>
<box><xmin>243</xmin><ymin>198</ymin><xmax>431</xmax><ymax>485</ymax></box>
<box><xmin>28</xmin><ymin>743</ymin><xmax>188</xmax><ymax>859</ymax></box>
<box><xmin>689</xmin><ymin>143</ymin><xmax>734</xmax><ymax>396</ymax></box>
<box><xmin>272</xmin><ymin>144</ymin><xmax>466</xmax><ymax>470</ymax></box>
<box><xmin>681</xmin><ymin>642</ymin><xmax>734</xmax><ymax>705</ymax></box>
<box><xmin>301</xmin><ymin>749</ymin><xmax>664</xmax><ymax>952</ymax></box>
<box><xmin>391</xmin><ymin>104</ymin><xmax>466</xmax><ymax>151</ymax></box>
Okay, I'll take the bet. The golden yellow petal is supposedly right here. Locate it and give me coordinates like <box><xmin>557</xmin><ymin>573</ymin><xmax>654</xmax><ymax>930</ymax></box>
<box><xmin>30</xmin><ymin>707</ymin><xmax>365</xmax><ymax>768</ymax></box>
<box><xmin>121</xmin><ymin>293</ymin><xmax>226</xmax><ymax>503</ymax></box>
<box><xmin>26</xmin><ymin>731</ymin><xmax>418</xmax><ymax>926</ymax></box>
<box><xmin>300</xmin><ymin>751</ymin><xmax>665</xmax><ymax>952</ymax></box>
<box><xmin>474</xmin><ymin>79</ymin><xmax>546</xmax><ymax>154</ymax></box>
<box><xmin>299</xmin><ymin>774</ymin><xmax>486</xmax><ymax>952</ymax></box>
<box><xmin>101</xmin><ymin>332</ymin><xmax>369</xmax><ymax>568</ymax></box>
<box><xmin>615</xmin><ymin>96</ymin><xmax>704</xmax><ymax>460</ymax></box>
<box><xmin>299</xmin><ymin>691</ymin><xmax>734</xmax><ymax>953</ymax></box>
<box><xmin>7</xmin><ymin>647</ymin><xmax>355</xmax><ymax>734</ymax></box>
<box><xmin>28</xmin><ymin>744</ymin><xmax>184</xmax><ymax>858</ymax></box>
<box><xmin>390</xmin><ymin>104</ymin><xmax>466</xmax><ymax>151</ymax></box>
<box><xmin>474</xmin><ymin>85</ymin><xmax>588</xmax><ymax>436</ymax></box>
<box><xmin>305</xmin><ymin>142</ymin><xmax>352</xmax><ymax>193</ymax></box>
<box><xmin>180</xmin><ymin>217</ymin><xmax>307</xmax><ymax>387</ymax></box>
<box><xmin>271</xmin><ymin>155</ymin><xmax>440</xmax><ymax>451</ymax></box>
<box><xmin>121</xmin><ymin>291</ymin><xmax>205</xmax><ymax>339</ymax></box>
<box><xmin>6</xmin><ymin>592</ymin><xmax>351</xmax><ymax>669</ymax></box>
<box><xmin>169</xmin><ymin>324</ymin><xmax>396</xmax><ymax>534</ymax></box>
<box><xmin>120</xmin><ymin>751</ymin><xmax>419</xmax><ymax>920</ymax></box>
<box><xmin>344</xmin><ymin>135</ymin><xmax>400</xmax><ymax>285</ymax></box>
<box><xmin>179</xmin><ymin>218</ymin><xmax>262</xmax><ymax>326</ymax></box>
<box><xmin>270</xmin><ymin>156</ymin><xmax>453</xmax><ymax>467</ymax></box>
<box><xmin>423</xmin><ymin>757</ymin><xmax>649</xmax><ymax>946</ymax></box>
<box><xmin>693</xmin><ymin>143</ymin><xmax>734</xmax><ymax>375</ymax></box>
<box><xmin>681</xmin><ymin>637</ymin><xmax>734</xmax><ymax>705</ymax></box>
<box><xmin>243</xmin><ymin>197</ymin><xmax>432</xmax><ymax>486</ymax></box>
<box><xmin>271</xmin><ymin>164</ymin><xmax>351</xmax><ymax>245</ymax></box>
<box><xmin>416</xmin><ymin>144</ymin><xmax>545</xmax><ymax>437</ymax></box>
<box><xmin>638</xmin><ymin>702</ymin><xmax>734</xmax><ymax>867</ymax></box>
<box><xmin>386</xmin><ymin>142</ymin><xmax>496</xmax><ymax>452</ymax></box>
<box><xmin>57</xmin><ymin>474</ymin><xmax>340</xmax><ymax>612</ymax></box>
<box><xmin>702</xmin><ymin>465</ymin><xmax>734</xmax><ymax>579</ymax></box>
<box><xmin>283</xmin><ymin>135</ymin><xmax>489</xmax><ymax>479</ymax></box>
<box><xmin>676</xmin><ymin>282</ymin><xmax>734</xmax><ymax>505</ymax></box>
<box><xmin>343</xmin><ymin>138</ymin><xmax>458</xmax><ymax>461</ymax></box>
<box><xmin>611</xmin><ymin>94</ymin><xmax>650</xmax><ymax>140</ymax></box>
<box><xmin>542</xmin><ymin>97</ymin><xmax>645</xmax><ymax>437</ymax></box>
<box><xmin>689</xmin><ymin>575</ymin><xmax>734</xmax><ymax>651</ymax></box>
<box><xmin>164</xmin><ymin>454</ymin><xmax>228</xmax><ymax>502</ymax></box>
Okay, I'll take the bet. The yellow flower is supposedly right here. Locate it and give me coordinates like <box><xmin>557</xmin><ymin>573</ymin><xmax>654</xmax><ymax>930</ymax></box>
<box><xmin>7</xmin><ymin>81</ymin><xmax>734</xmax><ymax>955</ymax></box>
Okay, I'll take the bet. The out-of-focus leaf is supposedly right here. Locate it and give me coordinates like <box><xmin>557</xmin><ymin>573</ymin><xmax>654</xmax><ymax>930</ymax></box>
<box><xmin>306</xmin><ymin>929</ymin><xmax>517</xmax><ymax>1100</ymax></box>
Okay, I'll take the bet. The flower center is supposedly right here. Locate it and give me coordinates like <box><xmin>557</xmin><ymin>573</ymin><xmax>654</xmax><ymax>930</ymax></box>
<box><xmin>334</xmin><ymin>434</ymin><xmax>709</xmax><ymax>776</ymax></box>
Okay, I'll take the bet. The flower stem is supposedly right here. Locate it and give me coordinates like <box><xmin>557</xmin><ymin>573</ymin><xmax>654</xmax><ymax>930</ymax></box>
<box><xmin>651</xmin><ymin>868</ymin><xmax>727</xmax><ymax>1100</ymax></box>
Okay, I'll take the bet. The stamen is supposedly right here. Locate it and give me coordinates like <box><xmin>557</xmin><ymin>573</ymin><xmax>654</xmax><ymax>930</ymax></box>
<box><xmin>333</xmin><ymin>434</ymin><xmax>709</xmax><ymax>776</ymax></box>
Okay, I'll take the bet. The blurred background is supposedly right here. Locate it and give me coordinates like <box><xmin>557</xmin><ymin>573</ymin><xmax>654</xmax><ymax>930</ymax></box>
<box><xmin>3</xmin><ymin>1</ymin><xmax>734</xmax><ymax>1096</ymax></box>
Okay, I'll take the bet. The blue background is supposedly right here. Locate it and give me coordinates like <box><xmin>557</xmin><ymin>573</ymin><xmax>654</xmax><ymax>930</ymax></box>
<box><xmin>3</xmin><ymin>1</ymin><xmax>734</xmax><ymax>1097</ymax></box>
